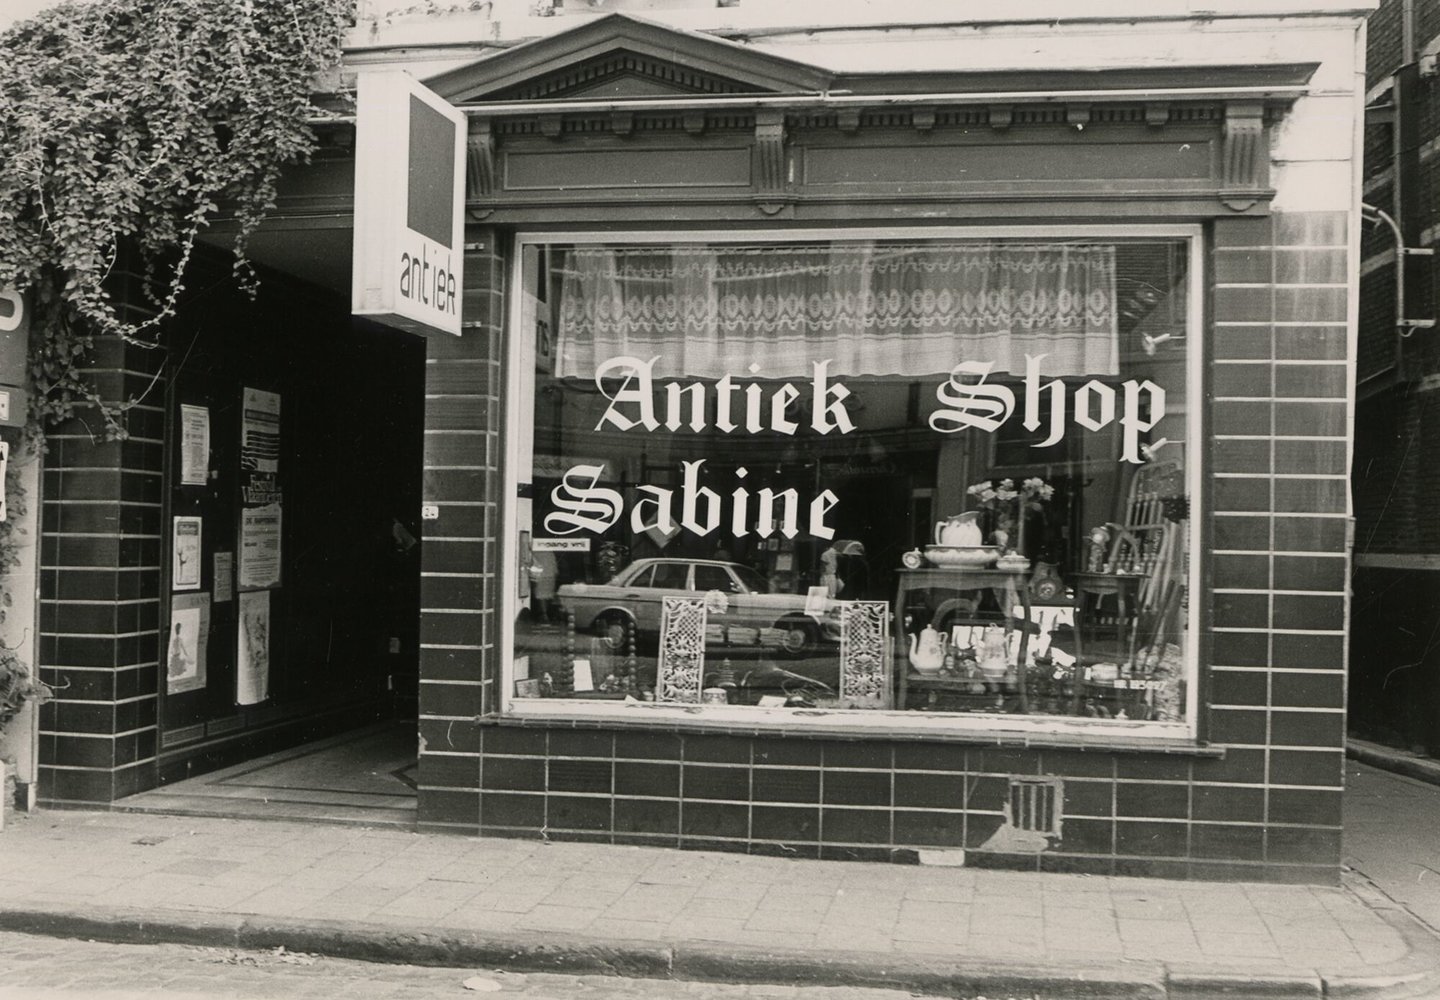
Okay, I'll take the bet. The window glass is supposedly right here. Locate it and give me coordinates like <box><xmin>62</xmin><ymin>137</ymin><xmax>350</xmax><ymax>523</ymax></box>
<box><xmin>512</xmin><ymin>236</ymin><xmax>1192</xmax><ymax>726</ymax></box>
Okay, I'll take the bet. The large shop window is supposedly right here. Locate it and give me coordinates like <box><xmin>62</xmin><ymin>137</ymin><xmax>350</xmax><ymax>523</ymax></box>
<box><xmin>508</xmin><ymin>233</ymin><xmax>1197</xmax><ymax>735</ymax></box>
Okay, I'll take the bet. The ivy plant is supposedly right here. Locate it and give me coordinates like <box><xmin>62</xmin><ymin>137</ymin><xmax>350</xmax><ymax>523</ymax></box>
<box><xmin>0</xmin><ymin>0</ymin><xmax>352</xmax><ymax>732</ymax></box>
<box><xmin>0</xmin><ymin>0</ymin><xmax>352</xmax><ymax>437</ymax></box>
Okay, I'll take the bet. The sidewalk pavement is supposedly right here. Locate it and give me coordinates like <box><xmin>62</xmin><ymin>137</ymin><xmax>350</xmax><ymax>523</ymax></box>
<box><xmin>1</xmin><ymin>809</ymin><xmax>1437</xmax><ymax>1000</ymax></box>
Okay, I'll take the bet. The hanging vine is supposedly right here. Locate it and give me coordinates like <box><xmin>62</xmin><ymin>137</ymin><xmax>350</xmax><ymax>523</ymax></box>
<box><xmin>0</xmin><ymin>0</ymin><xmax>353</xmax><ymax>731</ymax></box>
<box><xmin>0</xmin><ymin>0</ymin><xmax>353</xmax><ymax>437</ymax></box>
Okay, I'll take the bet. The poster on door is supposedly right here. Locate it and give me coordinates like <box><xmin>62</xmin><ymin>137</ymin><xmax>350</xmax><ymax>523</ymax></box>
<box><xmin>238</xmin><ymin>504</ymin><xmax>282</xmax><ymax>590</ymax></box>
<box><xmin>180</xmin><ymin>404</ymin><xmax>210</xmax><ymax>486</ymax></box>
<box><xmin>167</xmin><ymin>593</ymin><xmax>211</xmax><ymax>695</ymax></box>
<box><xmin>237</xmin><ymin>590</ymin><xmax>270</xmax><ymax>705</ymax></box>
<box><xmin>241</xmin><ymin>388</ymin><xmax>282</xmax><ymax>506</ymax></box>
<box><xmin>172</xmin><ymin>516</ymin><xmax>202</xmax><ymax>591</ymax></box>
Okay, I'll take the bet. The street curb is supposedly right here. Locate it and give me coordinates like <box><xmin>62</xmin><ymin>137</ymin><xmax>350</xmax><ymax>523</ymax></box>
<box><xmin>0</xmin><ymin>900</ymin><xmax>1430</xmax><ymax>1000</ymax></box>
<box><xmin>1347</xmin><ymin>739</ymin><xmax>1440</xmax><ymax>788</ymax></box>
<box><xmin>1325</xmin><ymin>875</ymin><xmax>1440</xmax><ymax>1000</ymax></box>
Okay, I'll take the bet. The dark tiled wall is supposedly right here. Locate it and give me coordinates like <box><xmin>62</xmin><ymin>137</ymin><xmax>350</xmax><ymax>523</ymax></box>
<box><xmin>414</xmin><ymin>214</ymin><xmax>1351</xmax><ymax>884</ymax></box>
<box><xmin>38</xmin><ymin>334</ymin><xmax>165</xmax><ymax>804</ymax></box>
<box><xmin>416</xmin><ymin>232</ymin><xmax>505</xmax><ymax>832</ymax></box>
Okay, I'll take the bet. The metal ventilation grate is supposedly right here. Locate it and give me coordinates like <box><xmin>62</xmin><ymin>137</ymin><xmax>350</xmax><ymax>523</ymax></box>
<box><xmin>1008</xmin><ymin>776</ymin><xmax>1063</xmax><ymax>836</ymax></box>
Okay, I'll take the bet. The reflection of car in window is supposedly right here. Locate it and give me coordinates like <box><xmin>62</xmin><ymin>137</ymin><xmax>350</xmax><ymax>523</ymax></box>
<box><xmin>555</xmin><ymin>558</ymin><xmax>837</xmax><ymax>657</ymax></box>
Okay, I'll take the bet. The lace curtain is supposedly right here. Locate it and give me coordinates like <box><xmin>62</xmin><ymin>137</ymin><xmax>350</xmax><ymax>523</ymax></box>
<box><xmin>553</xmin><ymin>243</ymin><xmax>1118</xmax><ymax>380</ymax></box>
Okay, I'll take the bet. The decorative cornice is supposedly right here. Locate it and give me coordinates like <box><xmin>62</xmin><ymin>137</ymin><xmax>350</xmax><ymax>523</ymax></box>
<box><xmin>465</xmin><ymin>118</ymin><xmax>496</xmax><ymax>221</ymax></box>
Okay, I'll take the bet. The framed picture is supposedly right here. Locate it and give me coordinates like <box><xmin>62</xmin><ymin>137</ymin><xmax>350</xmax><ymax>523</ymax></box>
<box><xmin>515</xmin><ymin>678</ymin><xmax>542</xmax><ymax>698</ymax></box>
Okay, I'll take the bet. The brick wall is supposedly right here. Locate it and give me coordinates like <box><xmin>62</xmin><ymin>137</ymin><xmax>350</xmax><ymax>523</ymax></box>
<box><xmin>38</xmin><ymin>330</ymin><xmax>165</xmax><ymax>805</ymax></box>
<box><xmin>415</xmin><ymin>230</ymin><xmax>506</xmax><ymax>832</ymax></box>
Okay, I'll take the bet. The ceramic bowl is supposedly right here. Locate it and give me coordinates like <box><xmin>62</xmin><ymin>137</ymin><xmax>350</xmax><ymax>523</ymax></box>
<box><xmin>924</xmin><ymin>544</ymin><xmax>1000</xmax><ymax>568</ymax></box>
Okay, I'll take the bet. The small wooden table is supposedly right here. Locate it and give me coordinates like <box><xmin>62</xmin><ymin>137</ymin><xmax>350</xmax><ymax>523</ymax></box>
<box><xmin>894</xmin><ymin>566</ymin><xmax>1032</xmax><ymax>712</ymax></box>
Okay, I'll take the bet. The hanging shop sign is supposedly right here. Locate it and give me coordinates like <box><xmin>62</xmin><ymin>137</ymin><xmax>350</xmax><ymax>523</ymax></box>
<box><xmin>351</xmin><ymin>70</ymin><xmax>465</xmax><ymax>337</ymax></box>
<box><xmin>0</xmin><ymin>287</ymin><xmax>32</xmax><ymax>428</ymax></box>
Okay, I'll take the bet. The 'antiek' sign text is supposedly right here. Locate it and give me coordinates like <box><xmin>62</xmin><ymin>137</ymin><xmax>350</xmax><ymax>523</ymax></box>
<box><xmin>351</xmin><ymin>71</ymin><xmax>465</xmax><ymax>336</ymax></box>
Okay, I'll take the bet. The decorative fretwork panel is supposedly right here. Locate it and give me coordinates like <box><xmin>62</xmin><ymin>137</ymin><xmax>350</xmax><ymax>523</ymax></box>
<box><xmin>839</xmin><ymin>601</ymin><xmax>891</xmax><ymax>709</ymax></box>
<box><xmin>657</xmin><ymin>596</ymin><xmax>707</xmax><ymax>704</ymax></box>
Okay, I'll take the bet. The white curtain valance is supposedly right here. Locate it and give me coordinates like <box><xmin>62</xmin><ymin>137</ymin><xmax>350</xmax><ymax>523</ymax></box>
<box><xmin>554</xmin><ymin>243</ymin><xmax>1118</xmax><ymax>380</ymax></box>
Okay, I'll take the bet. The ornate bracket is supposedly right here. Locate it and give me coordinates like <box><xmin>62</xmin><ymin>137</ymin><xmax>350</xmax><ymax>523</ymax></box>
<box><xmin>1221</xmin><ymin>101</ymin><xmax>1267</xmax><ymax>212</ymax></box>
<box><xmin>752</xmin><ymin>110</ymin><xmax>792</xmax><ymax>216</ymax></box>
<box><xmin>465</xmin><ymin>118</ymin><xmax>496</xmax><ymax>221</ymax></box>
<box><xmin>988</xmin><ymin>105</ymin><xmax>1013</xmax><ymax>131</ymax></box>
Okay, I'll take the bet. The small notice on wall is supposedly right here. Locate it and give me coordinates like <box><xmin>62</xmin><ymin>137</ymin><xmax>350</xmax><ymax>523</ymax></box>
<box><xmin>239</xmin><ymin>505</ymin><xmax>282</xmax><ymax>590</ymax></box>
<box><xmin>237</xmin><ymin>590</ymin><xmax>270</xmax><ymax>705</ymax></box>
<box><xmin>167</xmin><ymin>593</ymin><xmax>211</xmax><ymax>695</ymax></box>
<box><xmin>213</xmin><ymin>551</ymin><xmax>234</xmax><ymax>603</ymax></box>
<box><xmin>180</xmin><ymin>404</ymin><xmax>209</xmax><ymax>486</ymax></box>
<box><xmin>172</xmin><ymin>516</ymin><xmax>202</xmax><ymax>591</ymax></box>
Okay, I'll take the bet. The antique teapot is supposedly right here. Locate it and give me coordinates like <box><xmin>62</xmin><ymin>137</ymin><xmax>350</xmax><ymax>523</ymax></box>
<box><xmin>935</xmin><ymin>511</ymin><xmax>983</xmax><ymax>547</ymax></box>
<box><xmin>909</xmin><ymin>624</ymin><xmax>945</xmax><ymax>673</ymax></box>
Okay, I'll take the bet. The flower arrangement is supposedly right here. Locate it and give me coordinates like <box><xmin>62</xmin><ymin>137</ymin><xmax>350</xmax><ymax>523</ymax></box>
<box><xmin>965</xmin><ymin>477</ymin><xmax>1055</xmax><ymax>554</ymax></box>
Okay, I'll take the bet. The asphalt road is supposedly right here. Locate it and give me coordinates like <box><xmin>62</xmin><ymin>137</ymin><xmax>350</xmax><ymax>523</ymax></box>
<box><xmin>0</xmin><ymin>931</ymin><xmax>950</xmax><ymax>1000</ymax></box>
<box><xmin>1344</xmin><ymin>759</ymin><xmax>1440</xmax><ymax>934</ymax></box>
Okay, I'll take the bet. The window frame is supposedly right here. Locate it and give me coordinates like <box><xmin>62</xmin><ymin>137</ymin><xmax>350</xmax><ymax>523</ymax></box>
<box><xmin>499</xmin><ymin>224</ymin><xmax>1205</xmax><ymax>743</ymax></box>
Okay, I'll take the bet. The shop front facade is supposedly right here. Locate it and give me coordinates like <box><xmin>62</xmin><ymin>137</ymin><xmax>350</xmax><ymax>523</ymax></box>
<box><xmin>31</xmin><ymin>1</ymin><xmax>1372</xmax><ymax>883</ymax></box>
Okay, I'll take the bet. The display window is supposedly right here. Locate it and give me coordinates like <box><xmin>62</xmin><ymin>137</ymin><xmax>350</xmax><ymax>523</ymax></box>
<box><xmin>504</xmin><ymin>228</ymin><xmax>1200</xmax><ymax>737</ymax></box>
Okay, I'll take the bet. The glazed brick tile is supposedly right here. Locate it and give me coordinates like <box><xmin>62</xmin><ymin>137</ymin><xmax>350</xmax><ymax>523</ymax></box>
<box><xmin>1275</xmin><ymin>326</ymin><xmax>1345</xmax><ymax>360</ymax></box>
<box><xmin>822</xmin><ymin>743</ymin><xmax>894</xmax><ymax>770</ymax></box>
<box><xmin>480</xmin><ymin>791</ymin><xmax>545</xmax><ymax>829</ymax></box>
<box><xmin>1195</xmin><ymin>748</ymin><xmax>1267</xmax><ymax>784</ymax></box>
<box><xmin>1214</xmin><ymin>286</ymin><xmax>1273</xmax><ymax>324</ymax></box>
<box><xmin>1212</xmin><ymin>216</ymin><xmax>1273</xmax><ymax>248</ymax></box>
<box><xmin>821</xmin><ymin>807</ymin><xmax>892</xmax><ymax>844</ymax></box>
<box><xmin>422</xmin><ymin>469</ymin><xmax>491</xmax><ymax>506</ymax></box>
<box><xmin>421</xmin><ymin>574</ymin><xmax>485</xmax><ymax>609</ymax></box>
<box><xmin>1211</xmin><ymin>401</ymin><xmax>1273</xmax><ymax>436</ymax></box>
<box><xmin>751</xmin><ymin>738</ymin><xmax>822</xmax><ymax>767</ymax></box>
<box><xmin>1061</xmin><ymin>779</ymin><xmax>1114</xmax><ymax>817</ymax></box>
<box><xmin>684</xmin><ymin>764</ymin><xmax>750</xmax><ymax>801</ymax></box>
<box><xmin>1270</xmin><ymin>710</ymin><xmax>1344</xmax><ymax>748</ymax></box>
<box><xmin>420</xmin><ymin>646</ymin><xmax>485</xmax><ymax>683</ymax></box>
<box><xmin>1272</xmin><ymin>632</ymin><xmax>1344</xmax><ymax>670</ymax></box>
<box><xmin>1116</xmin><ymin>782</ymin><xmax>1188</xmax><ymax>820</ymax></box>
<box><xmin>47</xmin><ymin>733</ymin><xmax>117</xmax><ymax>769</ymax></box>
<box><xmin>421</xmin><ymin>717</ymin><xmax>480</xmax><ymax>755</ymax></box>
<box><xmin>548</xmin><ymin>758</ymin><xmax>613</xmax><ymax>794</ymax></box>
<box><xmin>894</xmin><ymin>743</ymin><xmax>966</xmax><ymax>771</ymax></box>
<box><xmin>1115</xmin><ymin>756</ymin><xmax>1192</xmax><ymax>782</ymax></box>
<box><xmin>1212</xmin><ymin>552</ymin><xmax>1271</xmax><ymax>590</ymax></box>
<box><xmin>751</xmin><ymin>767</ymin><xmax>820</xmax><ymax>804</ymax></box>
<box><xmin>1213</xmin><ymin>326</ymin><xmax>1273</xmax><ymax>361</ymax></box>
<box><xmin>1212</xmin><ymin>363</ymin><xmax>1274</xmax><ymax>398</ymax></box>
<box><xmin>419</xmin><ymin>752</ymin><xmax>479</xmax><ymax>790</ymax></box>
<box><xmin>1211</xmin><ymin>631</ymin><xmax>1269</xmax><ymax>668</ymax></box>
<box><xmin>1213</xmin><ymin>515</ymin><xmax>1271</xmax><ymax>551</ymax></box>
<box><xmin>418</xmin><ymin>680</ymin><xmax>482</xmax><ymax>718</ymax></box>
<box><xmin>615</xmin><ymin>761</ymin><xmax>679</xmax><ymax>798</ymax></box>
<box><xmin>37</xmin><ymin>766</ymin><xmax>113</xmax><ymax>804</ymax></box>
<box><xmin>1268</xmin><ymin>749</ymin><xmax>1344</xmax><ymax>787</ymax></box>
<box><xmin>894</xmin><ymin>770</ymin><xmax>964</xmax><ymax>807</ymax></box>
<box><xmin>420</xmin><ymin>610</ymin><xmax>487</xmax><ymax>648</ymax></box>
<box><xmin>614</xmin><ymin>731</ymin><xmax>684</xmax><ymax>760</ymax></box>
<box><xmin>481</xmin><ymin>754</ymin><xmax>544</xmax><ymax>791</ymax></box>
<box><xmin>1193</xmin><ymin>784</ymin><xmax>1266</xmax><ymax>822</ymax></box>
<box><xmin>417</xmin><ymin>788</ymin><xmax>480</xmax><ymax>827</ymax></box>
<box><xmin>547</xmin><ymin>730</ymin><xmax>615</xmax><ymax>758</ymax></box>
<box><xmin>964</xmin><ymin>813</ymin><xmax>1005</xmax><ymax>849</ymax></box>
<box><xmin>892</xmin><ymin>810</ymin><xmax>965</xmax><ymax>847</ymax></box>
<box><xmin>823</xmin><ymin>769</ymin><xmax>891</xmax><ymax>806</ymax></box>
<box><xmin>1213</xmin><ymin>477</ymin><xmax>1271</xmax><ymax>513</ymax></box>
<box><xmin>1274</xmin><ymin>401</ymin><xmax>1347</xmax><ymax>437</ymax></box>
<box><xmin>682</xmin><ymin>735</ymin><xmax>751</xmax><ymax>765</ymax></box>
<box><xmin>1274</xmin><ymin>248</ymin><xmax>1347</xmax><ymax>284</ymax></box>
<box><xmin>547</xmin><ymin>794</ymin><xmax>612</xmax><ymax>832</ymax></box>
<box><xmin>1055</xmin><ymin>816</ymin><xmax>1115</xmax><ymax>855</ymax></box>
<box><xmin>1273</xmin><ymin>478</ymin><xmax>1347</xmax><ymax>515</ymax></box>
<box><xmin>1273</xmin><ymin>287</ymin><xmax>1346</xmax><ymax>324</ymax></box>
<box><xmin>969</xmin><ymin>748</ymin><xmax>1041</xmax><ymax>776</ymax></box>
<box><xmin>1209</xmin><ymin>670</ymin><xmax>1268</xmax><ymax>707</ymax></box>
<box><xmin>613</xmin><ymin>796</ymin><xmax>679</xmax><ymax>835</ymax></box>
<box><xmin>683</xmin><ymin>801</ymin><xmax>748</xmax><ymax>839</ymax></box>
<box><xmin>1036</xmin><ymin>751</ymin><xmax>1115</xmax><ymax>778</ymax></box>
<box><xmin>965</xmin><ymin>774</ymin><xmax>1010</xmax><ymax>811</ymax></box>
<box><xmin>1274</xmin><ymin>364</ymin><xmax>1346</xmax><ymax>399</ymax></box>
<box><xmin>1114</xmin><ymin>820</ymin><xmax>1188</xmax><ymax>857</ymax></box>
<box><xmin>1213</xmin><ymin>593</ymin><xmax>1269</xmax><ymax>629</ymax></box>
<box><xmin>1213</xmin><ymin>248</ymin><xmax>1273</xmax><ymax>283</ymax></box>
<box><xmin>1273</xmin><ymin>594</ymin><xmax>1345</xmax><ymax>630</ymax></box>
<box><xmin>1272</xmin><ymin>517</ymin><xmax>1346</xmax><ymax>553</ymax></box>
<box><xmin>1273</xmin><ymin>555</ymin><xmax>1346</xmax><ymax>592</ymax></box>
<box><xmin>1192</xmin><ymin>823</ymin><xmax>1266</xmax><ymax>861</ymax></box>
<box><xmin>1274</xmin><ymin>438</ymin><xmax>1347</xmax><ymax>475</ymax></box>
<box><xmin>1208</xmin><ymin>707</ymin><xmax>1267</xmax><ymax>745</ymax></box>
<box><xmin>1212</xmin><ymin>439</ymin><xmax>1271</xmax><ymax>474</ymax></box>
<box><xmin>1270</xmin><ymin>671</ymin><xmax>1344</xmax><ymax>710</ymax></box>
<box><xmin>1267</xmin><ymin>826</ymin><xmax>1342</xmax><ymax>865</ymax></box>
<box><xmin>751</xmin><ymin>805</ymin><xmax>820</xmax><ymax>843</ymax></box>
<box><xmin>482</xmin><ymin>725</ymin><xmax>548</xmax><ymax>756</ymax></box>
<box><xmin>1268</xmin><ymin>788</ymin><xmax>1342</xmax><ymax>826</ymax></box>
<box><xmin>1040</xmin><ymin>854</ymin><xmax>1113</xmax><ymax>876</ymax></box>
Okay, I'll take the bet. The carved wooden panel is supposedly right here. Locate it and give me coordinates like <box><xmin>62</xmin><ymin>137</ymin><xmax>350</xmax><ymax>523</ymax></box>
<box><xmin>657</xmin><ymin>597</ymin><xmax>707</xmax><ymax>704</ymax></box>
<box><xmin>840</xmin><ymin>601</ymin><xmax>891</xmax><ymax>710</ymax></box>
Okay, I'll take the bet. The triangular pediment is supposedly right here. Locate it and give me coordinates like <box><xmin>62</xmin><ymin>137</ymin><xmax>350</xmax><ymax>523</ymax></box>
<box><xmin>423</xmin><ymin>13</ymin><xmax>834</xmax><ymax>104</ymax></box>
